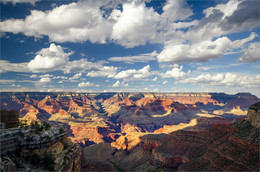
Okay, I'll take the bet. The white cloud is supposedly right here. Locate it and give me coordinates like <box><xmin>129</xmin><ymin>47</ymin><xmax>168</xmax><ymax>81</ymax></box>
<box><xmin>0</xmin><ymin>0</ymin><xmax>259</xmax><ymax>51</ymax></box>
<box><xmin>28</xmin><ymin>43</ymin><xmax>71</xmax><ymax>73</ymax></box>
<box><xmin>196</xmin><ymin>66</ymin><xmax>210</xmax><ymax>71</ymax></box>
<box><xmin>39</xmin><ymin>74</ymin><xmax>54</xmax><ymax>78</ymax></box>
<box><xmin>11</xmin><ymin>84</ymin><xmax>21</xmax><ymax>87</ymax></box>
<box><xmin>111</xmin><ymin>81</ymin><xmax>128</xmax><ymax>87</ymax></box>
<box><xmin>112</xmin><ymin>81</ymin><xmax>121</xmax><ymax>87</ymax></box>
<box><xmin>0</xmin><ymin>1</ymin><xmax>114</xmax><ymax>43</ymax></box>
<box><xmin>78</xmin><ymin>81</ymin><xmax>99</xmax><ymax>87</ymax></box>
<box><xmin>0</xmin><ymin>0</ymin><xmax>194</xmax><ymax>47</ymax></box>
<box><xmin>158</xmin><ymin>33</ymin><xmax>256</xmax><ymax>63</ymax></box>
<box><xmin>186</xmin><ymin>0</ymin><xmax>260</xmax><ymax>42</ymax></box>
<box><xmin>0</xmin><ymin>60</ymin><xmax>29</xmax><ymax>73</ymax></box>
<box><xmin>86</xmin><ymin>66</ymin><xmax>118</xmax><ymax>78</ymax></box>
<box><xmin>0</xmin><ymin>79</ymin><xmax>16</xmax><ymax>83</ymax></box>
<box><xmin>29</xmin><ymin>74</ymin><xmax>38</xmax><ymax>78</ymax></box>
<box><xmin>163</xmin><ymin>65</ymin><xmax>191</xmax><ymax>79</ymax></box>
<box><xmin>53</xmin><ymin>76</ymin><xmax>68</xmax><ymax>80</ymax></box>
<box><xmin>1</xmin><ymin>0</ymin><xmax>39</xmax><ymax>5</ymax></box>
<box><xmin>203</xmin><ymin>0</ymin><xmax>240</xmax><ymax>19</ymax></box>
<box><xmin>177</xmin><ymin>73</ymin><xmax>260</xmax><ymax>88</ymax></box>
<box><xmin>108</xmin><ymin>51</ymin><xmax>157</xmax><ymax>64</ymax></box>
<box><xmin>114</xmin><ymin>65</ymin><xmax>151</xmax><ymax>80</ymax></box>
<box><xmin>171</xmin><ymin>20</ymin><xmax>198</xmax><ymax>29</ymax></box>
<box><xmin>63</xmin><ymin>58</ymin><xmax>104</xmax><ymax>74</ymax></box>
<box><xmin>239</xmin><ymin>42</ymin><xmax>260</xmax><ymax>63</ymax></box>
<box><xmin>39</xmin><ymin>77</ymin><xmax>51</xmax><ymax>83</ymax></box>
<box><xmin>161</xmin><ymin>0</ymin><xmax>193</xmax><ymax>22</ymax></box>
<box><xmin>162</xmin><ymin>81</ymin><xmax>168</xmax><ymax>84</ymax></box>
<box><xmin>69</xmin><ymin>73</ymin><xmax>82</xmax><ymax>80</ymax></box>
<box><xmin>111</xmin><ymin>1</ymin><xmax>160</xmax><ymax>47</ymax></box>
<box><xmin>152</xmin><ymin>77</ymin><xmax>158</xmax><ymax>81</ymax></box>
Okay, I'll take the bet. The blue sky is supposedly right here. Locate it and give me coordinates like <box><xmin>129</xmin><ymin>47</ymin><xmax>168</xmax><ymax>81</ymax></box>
<box><xmin>0</xmin><ymin>0</ymin><xmax>259</xmax><ymax>96</ymax></box>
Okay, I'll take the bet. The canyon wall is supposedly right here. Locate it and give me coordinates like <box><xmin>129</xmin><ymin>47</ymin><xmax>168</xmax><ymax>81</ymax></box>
<box><xmin>0</xmin><ymin>120</ymin><xmax>81</xmax><ymax>171</ymax></box>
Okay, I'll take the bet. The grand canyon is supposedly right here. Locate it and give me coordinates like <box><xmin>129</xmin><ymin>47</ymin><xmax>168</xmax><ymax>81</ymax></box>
<box><xmin>1</xmin><ymin>0</ymin><xmax>260</xmax><ymax>171</ymax></box>
<box><xmin>0</xmin><ymin>92</ymin><xmax>259</xmax><ymax>171</ymax></box>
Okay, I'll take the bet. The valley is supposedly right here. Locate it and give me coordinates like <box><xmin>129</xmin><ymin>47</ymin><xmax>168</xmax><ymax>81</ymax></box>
<box><xmin>0</xmin><ymin>92</ymin><xmax>259</xmax><ymax>171</ymax></box>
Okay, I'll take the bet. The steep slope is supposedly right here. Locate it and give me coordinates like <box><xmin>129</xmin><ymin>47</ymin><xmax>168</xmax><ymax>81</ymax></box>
<box><xmin>0</xmin><ymin>122</ymin><xmax>81</xmax><ymax>171</ymax></box>
<box><xmin>0</xmin><ymin>92</ymin><xmax>259</xmax><ymax>152</ymax></box>
<box><xmin>82</xmin><ymin>103</ymin><xmax>259</xmax><ymax>171</ymax></box>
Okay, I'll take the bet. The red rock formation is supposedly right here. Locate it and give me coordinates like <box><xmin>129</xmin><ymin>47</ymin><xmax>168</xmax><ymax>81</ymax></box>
<box><xmin>69</xmin><ymin>124</ymin><xmax>116</xmax><ymax>144</ymax></box>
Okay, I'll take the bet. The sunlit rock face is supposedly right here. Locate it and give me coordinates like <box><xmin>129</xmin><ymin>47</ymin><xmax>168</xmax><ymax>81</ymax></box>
<box><xmin>245</xmin><ymin>102</ymin><xmax>260</xmax><ymax>128</ymax></box>
<box><xmin>0</xmin><ymin>92</ymin><xmax>259</xmax><ymax>145</ymax></box>
<box><xmin>82</xmin><ymin>107</ymin><xmax>259</xmax><ymax>171</ymax></box>
<box><xmin>0</xmin><ymin>92</ymin><xmax>259</xmax><ymax>171</ymax></box>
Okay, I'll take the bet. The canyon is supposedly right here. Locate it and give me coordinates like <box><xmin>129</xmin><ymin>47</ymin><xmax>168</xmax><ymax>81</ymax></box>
<box><xmin>0</xmin><ymin>92</ymin><xmax>259</xmax><ymax>171</ymax></box>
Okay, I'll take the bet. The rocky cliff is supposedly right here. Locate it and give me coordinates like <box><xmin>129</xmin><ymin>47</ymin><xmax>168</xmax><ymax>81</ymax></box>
<box><xmin>0</xmin><ymin>121</ymin><xmax>81</xmax><ymax>171</ymax></box>
<box><xmin>0</xmin><ymin>92</ymin><xmax>259</xmax><ymax>171</ymax></box>
<box><xmin>82</xmin><ymin>103</ymin><xmax>259</xmax><ymax>171</ymax></box>
<box><xmin>245</xmin><ymin>102</ymin><xmax>260</xmax><ymax>128</ymax></box>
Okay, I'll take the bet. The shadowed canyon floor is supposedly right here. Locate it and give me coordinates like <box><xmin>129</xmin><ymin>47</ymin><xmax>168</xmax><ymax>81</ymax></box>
<box><xmin>1</xmin><ymin>92</ymin><xmax>259</xmax><ymax>171</ymax></box>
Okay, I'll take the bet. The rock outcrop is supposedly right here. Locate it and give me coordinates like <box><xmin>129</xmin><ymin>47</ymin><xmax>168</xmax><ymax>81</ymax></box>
<box><xmin>0</xmin><ymin>123</ymin><xmax>81</xmax><ymax>171</ymax></box>
<box><xmin>245</xmin><ymin>102</ymin><xmax>260</xmax><ymax>128</ymax></box>
<box><xmin>0</xmin><ymin>92</ymin><xmax>259</xmax><ymax>171</ymax></box>
<box><xmin>82</xmin><ymin>103</ymin><xmax>259</xmax><ymax>171</ymax></box>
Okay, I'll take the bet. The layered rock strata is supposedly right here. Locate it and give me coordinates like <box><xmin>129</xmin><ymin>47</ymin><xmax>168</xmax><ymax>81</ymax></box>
<box><xmin>0</xmin><ymin>124</ymin><xmax>81</xmax><ymax>171</ymax></box>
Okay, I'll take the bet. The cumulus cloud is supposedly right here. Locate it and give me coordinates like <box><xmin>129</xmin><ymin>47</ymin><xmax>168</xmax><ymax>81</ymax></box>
<box><xmin>29</xmin><ymin>74</ymin><xmax>38</xmax><ymax>78</ymax></box>
<box><xmin>69</xmin><ymin>73</ymin><xmax>82</xmax><ymax>80</ymax></box>
<box><xmin>161</xmin><ymin>0</ymin><xmax>193</xmax><ymax>22</ymax></box>
<box><xmin>63</xmin><ymin>58</ymin><xmax>105</xmax><ymax>74</ymax></box>
<box><xmin>0</xmin><ymin>1</ymin><xmax>114</xmax><ymax>43</ymax></box>
<box><xmin>158</xmin><ymin>33</ymin><xmax>256</xmax><ymax>63</ymax></box>
<box><xmin>1</xmin><ymin>0</ymin><xmax>39</xmax><ymax>5</ymax></box>
<box><xmin>86</xmin><ymin>66</ymin><xmax>118</xmax><ymax>78</ymax></box>
<box><xmin>152</xmin><ymin>77</ymin><xmax>158</xmax><ymax>81</ymax></box>
<box><xmin>163</xmin><ymin>65</ymin><xmax>191</xmax><ymax>79</ymax></box>
<box><xmin>28</xmin><ymin>43</ymin><xmax>71</xmax><ymax>73</ymax></box>
<box><xmin>114</xmin><ymin>65</ymin><xmax>151</xmax><ymax>80</ymax></box>
<box><xmin>78</xmin><ymin>81</ymin><xmax>99</xmax><ymax>87</ymax></box>
<box><xmin>53</xmin><ymin>76</ymin><xmax>68</xmax><ymax>80</ymax></box>
<box><xmin>39</xmin><ymin>77</ymin><xmax>51</xmax><ymax>83</ymax></box>
<box><xmin>0</xmin><ymin>0</ymin><xmax>194</xmax><ymax>47</ymax></box>
<box><xmin>112</xmin><ymin>81</ymin><xmax>121</xmax><ymax>87</ymax></box>
<box><xmin>0</xmin><ymin>0</ymin><xmax>259</xmax><ymax>50</ymax></box>
<box><xmin>186</xmin><ymin>0</ymin><xmax>260</xmax><ymax>42</ymax></box>
<box><xmin>239</xmin><ymin>42</ymin><xmax>260</xmax><ymax>63</ymax></box>
<box><xmin>162</xmin><ymin>81</ymin><xmax>168</xmax><ymax>84</ymax></box>
<box><xmin>177</xmin><ymin>73</ymin><xmax>260</xmax><ymax>88</ymax></box>
<box><xmin>112</xmin><ymin>81</ymin><xmax>129</xmax><ymax>87</ymax></box>
<box><xmin>109</xmin><ymin>51</ymin><xmax>157</xmax><ymax>64</ymax></box>
<box><xmin>0</xmin><ymin>60</ymin><xmax>29</xmax><ymax>73</ymax></box>
<box><xmin>111</xmin><ymin>1</ymin><xmax>160</xmax><ymax>47</ymax></box>
<box><xmin>220</xmin><ymin>1</ymin><xmax>260</xmax><ymax>32</ymax></box>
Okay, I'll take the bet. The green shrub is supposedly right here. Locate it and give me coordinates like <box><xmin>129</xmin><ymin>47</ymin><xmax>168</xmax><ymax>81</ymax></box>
<box><xmin>59</xmin><ymin>127</ymin><xmax>65</xmax><ymax>134</ymax></box>
<box><xmin>17</xmin><ymin>120</ymin><xmax>28</xmax><ymax>128</ymax></box>
<box><xmin>34</xmin><ymin>122</ymin><xmax>44</xmax><ymax>134</ymax></box>
<box><xmin>42</xmin><ymin>121</ymin><xmax>51</xmax><ymax>130</ymax></box>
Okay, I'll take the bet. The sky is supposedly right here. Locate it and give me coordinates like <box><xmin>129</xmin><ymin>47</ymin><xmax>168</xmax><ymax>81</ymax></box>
<box><xmin>0</xmin><ymin>0</ymin><xmax>259</xmax><ymax>96</ymax></box>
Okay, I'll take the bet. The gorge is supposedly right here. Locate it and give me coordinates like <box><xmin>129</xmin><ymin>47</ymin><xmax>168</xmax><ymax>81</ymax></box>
<box><xmin>0</xmin><ymin>92</ymin><xmax>259</xmax><ymax>171</ymax></box>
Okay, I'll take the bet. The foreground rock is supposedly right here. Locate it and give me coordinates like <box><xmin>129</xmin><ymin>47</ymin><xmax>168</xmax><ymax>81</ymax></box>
<box><xmin>246</xmin><ymin>102</ymin><xmax>260</xmax><ymax>128</ymax></box>
<box><xmin>0</xmin><ymin>122</ymin><xmax>81</xmax><ymax>171</ymax></box>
